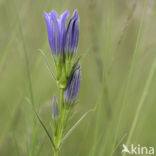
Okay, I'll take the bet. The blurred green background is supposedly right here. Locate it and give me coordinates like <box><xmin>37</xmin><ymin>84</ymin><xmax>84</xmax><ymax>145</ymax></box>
<box><xmin>0</xmin><ymin>0</ymin><xmax>156</xmax><ymax>155</ymax></box>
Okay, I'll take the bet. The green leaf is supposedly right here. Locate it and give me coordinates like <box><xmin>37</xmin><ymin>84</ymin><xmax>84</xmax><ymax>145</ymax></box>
<box><xmin>62</xmin><ymin>108</ymin><xmax>95</xmax><ymax>144</ymax></box>
<box><xmin>38</xmin><ymin>49</ymin><xmax>56</xmax><ymax>81</ymax></box>
<box><xmin>34</xmin><ymin>111</ymin><xmax>56</xmax><ymax>150</ymax></box>
<box><xmin>25</xmin><ymin>97</ymin><xmax>56</xmax><ymax>151</ymax></box>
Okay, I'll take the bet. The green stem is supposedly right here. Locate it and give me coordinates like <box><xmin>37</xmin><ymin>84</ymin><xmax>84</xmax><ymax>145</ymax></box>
<box><xmin>54</xmin><ymin>149</ymin><xmax>58</xmax><ymax>156</ymax></box>
<box><xmin>58</xmin><ymin>108</ymin><xmax>66</xmax><ymax>142</ymax></box>
<box><xmin>60</xmin><ymin>88</ymin><xmax>64</xmax><ymax>113</ymax></box>
<box><xmin>54</xmin><ymin>88</ymin><xmax>65</xmax><ymax>150</ymax></box>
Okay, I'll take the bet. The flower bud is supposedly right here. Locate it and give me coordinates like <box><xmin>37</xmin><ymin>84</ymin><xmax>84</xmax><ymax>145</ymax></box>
<box><xmin>64</xmin><ymin>65</ymin><xmax>81</xmax><ymax>105</ymax></box>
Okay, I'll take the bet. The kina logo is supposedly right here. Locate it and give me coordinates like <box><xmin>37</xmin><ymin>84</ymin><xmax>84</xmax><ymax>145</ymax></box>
<box><xmin>121</xmin><ymin>144</ymin><xmax>154</xmax><ymax>155</ymax></box>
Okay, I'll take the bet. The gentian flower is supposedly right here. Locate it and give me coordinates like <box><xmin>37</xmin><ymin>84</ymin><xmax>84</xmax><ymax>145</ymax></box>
<box><xmin>64</xmin><ymin>10</ymin><xmax>79</xmax><ymax>54</ymax></box>
<box><xmin>44</xmin><ymin>10</ymin><xmax>79</xmax><ymax>56</ymax></box>
<box><xmin>64</xmin><ymin>65</ymin><xmax>81</xmax><ymax>104</ymax></box>
<box><xmin>43</xmin><ymin>9</ymin><xmax>82</xmax><ymax>153</ymax></box>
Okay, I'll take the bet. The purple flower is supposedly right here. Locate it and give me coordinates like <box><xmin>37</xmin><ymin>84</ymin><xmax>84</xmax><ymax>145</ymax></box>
<box><xmin>64</xmin><ymin>10</ymin><xmax>79</xmax><ymax>54</ymax></box>
<box><xmin>64</xmin><ymin>65</ymin><xmax>81</xmax><ymax>103</ymax></box>
<box><xmin>44</xmin><ymin>10</ymin><xmax>79</xmax><ymax>55</ymax></box>
<box><xmin>52</xmin><ymin>95</ymin><xmax>59</xmax><ymax>120</ymax></box>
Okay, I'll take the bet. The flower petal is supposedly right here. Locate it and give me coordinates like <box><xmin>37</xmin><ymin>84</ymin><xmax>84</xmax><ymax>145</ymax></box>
<box><xmin>57</xmin><ymin>10</ymin><xmax>69</xmax><ymax>52</ymax></box>
<box><xmin>44</xmin><ymin>10</ymin><xmax>58</xmax><ymax>54</ymax></box>
<box><xmin>64</xmin><ymin>10</ymin><xmax>79</xmax><ymax>53</ymax></box>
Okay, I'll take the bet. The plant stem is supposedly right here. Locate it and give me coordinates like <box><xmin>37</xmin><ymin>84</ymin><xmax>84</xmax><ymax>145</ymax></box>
<box><xmin>60</xmin><ymin>88</ymin><xmax>64</xmax><ymax>113</ymax></box>
<box><xmin>54</xmin><ymin>88</ymin><xmax>65</xmax><ymax>153</ymax></box>
<box><xmin>54</xmin><ymin>149</ymin><xmax>58</xmax><ymax>156</ymax></box>
<box><xmin>58</xmin><ymin>88</ymin><xmax>66</xmax><ymax>140</ymax></box>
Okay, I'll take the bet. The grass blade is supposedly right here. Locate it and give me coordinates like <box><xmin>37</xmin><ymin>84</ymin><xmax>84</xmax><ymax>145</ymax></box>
<box><xmin>110</xmin><ymin>1</ymin><xmax>147</xmax><ymax>155</ymax></box>
<box><xmin>123</xmin><ymin>57</ymin><xmax>156</xmax><ymax>156</ymax></box>
<box><xmin>25</xmin><ymin>97</ymin><xmax>56</xmax><ymax>150</ymax></box>
<box><xmin>14</xmin><ymin>0</ymin><xmax>34</xmax><ymax>106</ymax></box>
<box><xmin>112</xmin><ymin>133</ymin><xmax>127</xmax><ymax>154</ymax></box>
<box><xmin>90</xmin><ymin>85</ymin><xmax>104</xmax><ymax>156</ymax></box>
<box><xmin>38</xmin><ymin>49</ymin><xmax>56</xmax><ymax>81</ymax></box>
<box><xmin>34</xmin><ymin>110</ymin><xmax>56</xmax><ymax>150</ymax></box>
<box><xmin>13</xmin><ymin>1</ymin><xmax>56</xmax><ymax>153</ymax></box>
<box><xmin>62</xmin><ymin>108</ymin><xmax>95</xmax><ymax>144</ymax></box>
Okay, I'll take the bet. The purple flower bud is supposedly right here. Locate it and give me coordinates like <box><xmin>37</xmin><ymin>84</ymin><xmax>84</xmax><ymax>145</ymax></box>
<box><xmin>43</xmin><ymin>10</ymin><xmax>79</xmax><ymax>55</ymax></box>
<box><xmin>64</xmin><ymin>65</ymin><xmax>81</xmax><ymax>103</ymax></box>
<box><xmin>52</xmin><ymin>95</ymin><xmax>59</xmax><ymax>120</ymax></box>
<box><xmin>64</xmin><ymin>10</ymin><xmax>79</xmax><ymax>54</ymax></box>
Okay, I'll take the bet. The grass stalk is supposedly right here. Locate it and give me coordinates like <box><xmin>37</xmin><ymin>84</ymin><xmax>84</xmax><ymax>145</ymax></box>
<box><xmin>14</xmin><ymin>0</ymin><xmax>34</xmax><ymax>107</ymax></box>
<box><xmin>123</xmin><ymin>57</ymin><xmax>156</xmax><ymax>156</ymax></box>
<box><xmin>91</xmin><ymin>1</ymin><xmax>115</xmax><ymax>155</ymax></box>
<box><xmin>110</xmin><ymin>1</ymin><xmax>147</xmax><ymax>155</ymax></box>
<box><xmin>13</xmin><ymin>0</ymin><xmax>39</xmax><ymax>155</ymax></box>
<box><xmin>90</xmin><ymin>84</ymin><xmax>104</xmax><ymax>156</ymax></box>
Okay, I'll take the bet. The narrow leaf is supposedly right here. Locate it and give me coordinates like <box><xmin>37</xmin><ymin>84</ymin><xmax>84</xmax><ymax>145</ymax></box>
<box><xmin>38</xmin><ymin>49</ymin><xmax>56</xmax><ymax>81</ymax></box>
<box><xmin>25</xmin><ymin>97</ymin><xmax>56</xmax><ymax>151</ymax></box>
<box><xmin>112</xmin><ymin>133</ymin><xmax>127</xmax><ymax>154</ymax></box>
<box><xmin>62</xmin><ymin>108</ymin><xmax>94</xmax><ymax>144</ymax></box>
<box><xmin>34</xmin><ymin>111</ymin><xmax>56</xmax><ymax>150</ymax></box>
